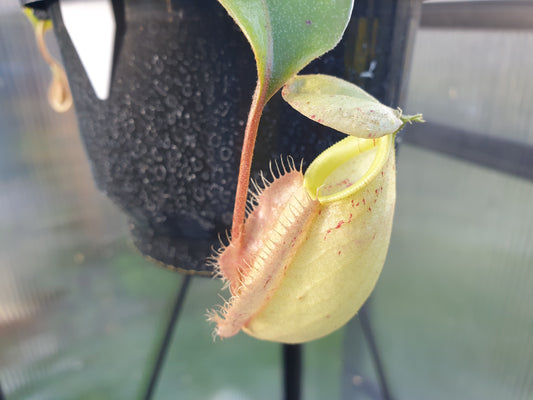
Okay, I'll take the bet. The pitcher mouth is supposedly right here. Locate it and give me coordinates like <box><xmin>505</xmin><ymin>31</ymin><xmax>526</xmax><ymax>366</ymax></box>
<box><xmin>304</xmin><ymin>134</ymin><xmax>393</xmax><ymax>204</ymax></box>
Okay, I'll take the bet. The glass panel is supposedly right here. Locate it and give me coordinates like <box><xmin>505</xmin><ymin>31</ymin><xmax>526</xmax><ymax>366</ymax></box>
<box><xmin>405</xmin><ymin>28</ymin><xmax>533</xmax><ymax>145</ymax></box>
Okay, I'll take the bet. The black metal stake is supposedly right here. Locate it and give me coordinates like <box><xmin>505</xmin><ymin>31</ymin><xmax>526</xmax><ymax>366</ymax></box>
<box><xmin>0</xmin><ymin>380</ymin><xmax>5</xmax><ymax>400</ymax></box>
<box><xmin>359</xmin><ymin>306</ymin><xmax>393</xmax><ymax>400</ymax></box>
<box><xmin>282</xmin><ymin>344</ymin><xmax>303</xmax><ymax>400</ymax></box>
<box><xmin>142</xmin><ymin>274</ymin><xmax>192</xmax><ymax>400</ymax></box>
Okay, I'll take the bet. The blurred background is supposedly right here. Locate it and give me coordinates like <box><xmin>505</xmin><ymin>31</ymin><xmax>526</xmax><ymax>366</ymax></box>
<box><xmin>1</xmin><ymin>0</ymin><xmax>532</xmax><ymax>399</ymax></box>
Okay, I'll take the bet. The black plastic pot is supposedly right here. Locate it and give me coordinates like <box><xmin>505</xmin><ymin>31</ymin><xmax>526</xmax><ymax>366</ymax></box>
<box><xmin>30</xmin><ymin>0</ymin><xmax>408</xmax><ymax>275</ymax></box>
<box><xmin>40</xmin><ymin>0</ymin><xmax>347</xmax><ymax>274</ymax></box>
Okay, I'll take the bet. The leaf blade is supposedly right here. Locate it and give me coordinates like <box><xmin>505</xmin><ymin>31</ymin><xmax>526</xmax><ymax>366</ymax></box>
<box><xmin>218</xmin><ymin>0</ymin><xmax>354</xmax><ymax>99</ymax></box>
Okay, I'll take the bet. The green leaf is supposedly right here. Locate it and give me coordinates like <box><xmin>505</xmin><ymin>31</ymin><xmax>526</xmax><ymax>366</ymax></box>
<box><xmin>282</xmin><ymin>74</ymin><xmax>423</xmax><ymax>138</ymax></box>
<box><xmin>218</xmin><ymin>0</ymin><xmax>354</xmax><ymax>100</ymax></box>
